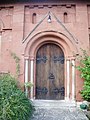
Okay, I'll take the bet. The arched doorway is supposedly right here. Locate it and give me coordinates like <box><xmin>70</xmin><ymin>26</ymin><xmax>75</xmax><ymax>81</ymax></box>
<box><xmin>36</xmin><ymin>43</ymin><xmax>65</xmax><ymax>100</ymax></box>
<box><xmin>24</xmin><ymin>31</ymin><xmax>77</xmax><ymax>101</ymax></box>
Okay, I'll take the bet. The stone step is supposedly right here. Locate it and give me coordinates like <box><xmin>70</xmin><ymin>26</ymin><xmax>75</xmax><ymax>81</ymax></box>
<box><xmin>32</xmin><ymin>100</ymin><xmax>76</xmax><ymax>108</ymax></box>
<box><xmin>30</xmin><ymin>100</ymin><xmax>88</xmax><ymax>120</ymax></box>
<box><xmin>31</xmin><ymin>107</ymin><xmax>88</xmax><ymax>120</ymax></box>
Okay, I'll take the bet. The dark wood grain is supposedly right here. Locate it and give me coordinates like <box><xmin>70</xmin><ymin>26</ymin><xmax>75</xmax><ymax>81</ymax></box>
<box><xmin>36</xmin><ymin>43</ymin><xmax>64</xmax><ymax>100</ymax></box>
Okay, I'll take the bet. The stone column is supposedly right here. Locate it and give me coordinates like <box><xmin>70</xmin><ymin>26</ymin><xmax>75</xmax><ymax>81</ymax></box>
<box><xmin>0</xmin><ymin>32</ymin><xmax>2</xmax><ymax>71</ymax></box>
<box><xmin>66</xmin><ymin>59</ymin><xmax>70</xmax><ymax>100</ymax></box>
<box><xmin>25</xmin><ymin>58</ymin><xmax>29</xmax><ymax>97</ymax></box>
<box><xmin>30</xmin><ymin>58</ymin><xmax>34</xmax><ymax>99</ymax></box>
<box><xmin>0</xmin><ymin>32</ymin><xmax>2</xmax><ymax>57</ymax></box>
<box><xmin>71</xmin><ymin>59</ymin><xmax>75</xmax><ymax>101</ymax></box>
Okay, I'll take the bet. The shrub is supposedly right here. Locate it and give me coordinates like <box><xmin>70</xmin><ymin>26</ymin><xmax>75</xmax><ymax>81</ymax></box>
<box><xmin>77</xmin><ymin>50</ymin><xmax>90</xmax><ymax>101</ymax></box>
<box><xmin>0</xmin><ymin>74</ymin><xmax>34</xmax><ymax>120</ymax></box>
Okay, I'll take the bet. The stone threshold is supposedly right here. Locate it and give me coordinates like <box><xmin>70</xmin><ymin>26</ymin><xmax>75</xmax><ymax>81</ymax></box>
<box><xmin>31</xmin><ymin>99</ymin><xmax>76</xmax><ymax>108</ymax></box>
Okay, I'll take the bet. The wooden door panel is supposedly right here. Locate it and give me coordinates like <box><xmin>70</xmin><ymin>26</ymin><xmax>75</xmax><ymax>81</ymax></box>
<box><xmin>36</xmin><ymin>43</ymin><xmax>64</xmax><ymax>100</ymax></box>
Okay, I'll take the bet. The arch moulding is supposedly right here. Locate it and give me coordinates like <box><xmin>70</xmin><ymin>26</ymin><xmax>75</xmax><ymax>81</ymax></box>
<box><xmin>24</xmin><ymin>31</ymin><xmax>77</xmax><ymax>100</ymax></box>
<box><xmin>24</xmin><ymin>31</ymin><xmax>78</xmax><ymax>59</ymax></box>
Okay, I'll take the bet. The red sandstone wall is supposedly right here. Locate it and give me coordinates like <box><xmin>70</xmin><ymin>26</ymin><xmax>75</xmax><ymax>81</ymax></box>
<box><xmin>0</xmin><ymin>2</ymin><xmax>90</xmax><ymax>101</ymax></box>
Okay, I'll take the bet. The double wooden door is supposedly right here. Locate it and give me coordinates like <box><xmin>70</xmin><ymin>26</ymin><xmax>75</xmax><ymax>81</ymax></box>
<box><xmin>36</xmin><ymin>43</ymin><xmax>64</xmax><ymax>100</ymax></box>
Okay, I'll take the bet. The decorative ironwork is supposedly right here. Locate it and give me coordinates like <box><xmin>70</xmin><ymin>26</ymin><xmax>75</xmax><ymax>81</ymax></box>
<box><xmin>36</xmin><ymin>87</ymin><xmax>48</xmax><ymax>95</ymax></box>
<box><xmin>48</xmin><ymin>73</ymin><xmax>55</xmax><ymax>80</ymax></box>
<box><xmin>36</xmin><ymin>86</ymin><xmax>64</xmax><ymax>96</ymax></box>
<box><xmin>42</xmin><ymin>87</ymin><xmax>48</xmax><ymax>94</ymax></box>
<box><xmin>52</xmin><ymin>87</ymin><xmax>65</xmax><ymax>96</ymax></box>
<box><xmin>36</xmin><ymin>86</ymin><xmax>42</xmax><ymax>95</ymax></box>
<box><xmin>36</xmin><ymin>55</ymin><xmax>47</xmax><ymax>64</ymax></box>
<box><xmin>52</xmin><ymin>88</ymin><xmax>59</xmax><ymax>95</ymax></box>
<box><xmin>59</xmin><ymin>87</ymin><xmax>65</xmax><ymax>96</ymax></box>
<box><xmin>52</xmin><ymin>55</ymin><xmax>64</xmax><ymax>64</ymax></box>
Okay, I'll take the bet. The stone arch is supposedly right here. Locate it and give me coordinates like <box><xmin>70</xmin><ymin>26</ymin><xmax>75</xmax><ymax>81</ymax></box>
<box><xmin>24</xmin><ymin>31</ymin><xmax>77</xmax><ymax>100</ymax></box>
<box><xmin>24</xmin><ymin>31</ymin><xmax>78</xmax><ymax>58</ymax></box>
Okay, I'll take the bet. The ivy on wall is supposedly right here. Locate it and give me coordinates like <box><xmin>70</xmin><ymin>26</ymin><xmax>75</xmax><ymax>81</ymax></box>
<box><xmin>77</xmin><ymin>49</ymin><xmax>90</xmax><ymax>102</ymax></box>
<box><xmin>11</xmin><ymin>52</ymin><xmax>20</xmax><ymax>78</ymax></box>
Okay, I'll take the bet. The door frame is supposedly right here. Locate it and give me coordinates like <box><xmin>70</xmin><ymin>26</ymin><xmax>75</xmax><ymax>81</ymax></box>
<box><xmin>24</xmin><ymin>31</ymin><xmax>77</xmax><ymax>101</ymax></box>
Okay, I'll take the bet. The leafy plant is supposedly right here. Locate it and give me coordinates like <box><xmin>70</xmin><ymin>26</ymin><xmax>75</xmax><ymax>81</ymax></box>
<box><xmin>25</xmin><ymin>82</ymin><xmax>33</xmax><ymax>88</ymax></box>
<box><xmin>24</xmin><ymin>82</ymin><xmax>33</xmax><ymax>97</ymax></box>
<box><xmin>77</xmin><ymin>49</ymin><xmax>90</xmax><ymax>101</ymax></box>
<box><xmin>11</xmin><ymin>52</ymin><xmax>20</xmax><ymax>78</ymax></box>
<box><xmin>0</xmin><ymin>74</ymin><xmax>34</xmax><ymax>120</ymax></box>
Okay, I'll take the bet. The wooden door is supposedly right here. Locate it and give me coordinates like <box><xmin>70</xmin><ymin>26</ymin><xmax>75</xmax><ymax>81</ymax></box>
<box><xmin>36</xmin><ymin>43</ymin><xmax>64</xmax><ymax>100</ymax></box>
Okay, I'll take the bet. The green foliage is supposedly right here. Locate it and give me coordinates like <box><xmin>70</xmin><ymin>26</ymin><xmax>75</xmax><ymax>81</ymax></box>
<box><xmin>25</xmin><ymin>82</ymin><xmax>33</xmax><ymax>88</ymax></box>
<box><xmin>77</xmin><ymin>50</ymin><xmax>90</xmax><ymax>101</ymax></box>
<box><xmin>11</xmin><ymin>52</ymin><xmax>20</xmax><ymax>78</ymax></box>
<box><xmin>0</xmin><ymin>74</ymin><xmax>34</xmax><ymax>120</ymax></box>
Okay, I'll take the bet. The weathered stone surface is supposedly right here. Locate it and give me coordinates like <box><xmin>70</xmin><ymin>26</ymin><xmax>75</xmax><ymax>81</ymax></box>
<box><xmin>84</xmin><ymin>111</ymin><xmax>90</xmax><ymax>119</ymax></box>
<box><xmin>30</xmin><ymin>108</ymin><xmax>88</xmax><ymax>120</ymax></box>
<box><xmin>30</xmin><ymin>100</ymin><xmax>88</xmax><ymax>120</ymax></box>
<box><xmin>0</xmin><ymin>2</ymin><xmax>90</xmax><ymax>102</ymax></box>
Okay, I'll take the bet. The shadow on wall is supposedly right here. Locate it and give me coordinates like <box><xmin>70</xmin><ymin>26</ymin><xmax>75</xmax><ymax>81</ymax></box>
<box><xmin>0</xmin><ymin>0</ymin><xmax>88</xmax><ymax>4</ymax></box>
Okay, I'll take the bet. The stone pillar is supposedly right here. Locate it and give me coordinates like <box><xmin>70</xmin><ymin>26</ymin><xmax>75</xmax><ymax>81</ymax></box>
<box><xmin>30</xmin><ymin>58</ymin><xmax>34</xmax><ymax>99</ymax></box>
<box><xmin>0</xmin><ymin>32</ymin><xmax>2</xmax><ymax>57</ymax></box>
<box><xmin>66</xmin><ymin>59</ymin><xmax>70</xmax><ymax>100</ymax></box>
<box><xmin>0</xmin><ymin>32</ymin><xmax>2</xmax><ymax>71</ymax></box>
<box><xmin>25</xmin><ymin>58</ymin><xmax>29</xmax><ymax>97</ymax></box>
<box><xmin>71</xmin><ymin>59</ymin><xmax>75</xmax><ymax>101</ymax></box>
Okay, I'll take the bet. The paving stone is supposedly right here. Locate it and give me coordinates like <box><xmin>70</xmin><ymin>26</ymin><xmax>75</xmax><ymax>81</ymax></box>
<box><xmin>30</xmin><ymin>100</ymin><xmax>88</xmax><ymax>120</ymax></box>
<box><xmin>83</xmin><ymin>111</ymin><xmax>90</xmax><ymax>119</ymax></box>
<box><xmin>30</xmin><ymin>108</ymin><xmax>88</xmax><ymax>120</ymax></box>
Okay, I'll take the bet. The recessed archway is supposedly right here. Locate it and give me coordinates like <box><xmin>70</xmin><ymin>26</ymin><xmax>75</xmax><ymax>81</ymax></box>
<box><xmin>24</xmin><ymin>31</ymin><xmax>78</xmax><ymax>57</ymax></box>
<box><xmin>24</xmin><ymin>31</ymin><xmax>77</xmax><ymax>101</ymax></box>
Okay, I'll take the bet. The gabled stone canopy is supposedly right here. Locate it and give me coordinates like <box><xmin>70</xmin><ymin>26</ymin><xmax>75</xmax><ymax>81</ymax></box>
<box><xmin>22</xmin><ymin>11</ymin><xmax>78</xmax><ymax>45</ymax></box>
